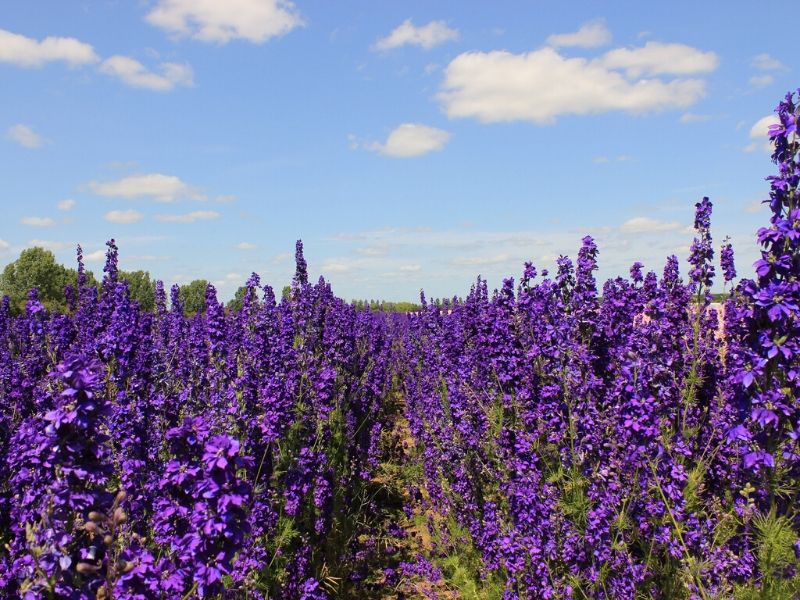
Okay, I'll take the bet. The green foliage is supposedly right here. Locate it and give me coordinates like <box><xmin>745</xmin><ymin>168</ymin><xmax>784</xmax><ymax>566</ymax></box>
<box><xmin>226</xmin><ymin>285</ymin><xmax>262</xmax><ymax>313</ymax></box>
<box><xmin>352</xmin><ymin>299</ymin><xmax>421</xmax><ymax>313</ymax></box>
<box><xmin>226</xmin><ymin>285</ymin><xmax>247</xmax><ymax>312</ymax></box>
<box><xmin>736</xmin><ymin>509</ymin><xmax>800</xmax><ymax>599</ymax></box>
<box><xmin>120</xmin><ymin>269</ymin><xmax>156</xmax><ymax>312</ymax></box>
<box><xmin>0</xmin><ymin>247</ymin><xmax>95</xmax><ymax>314</ymax></box>
<box><xmin>178</xmin><ymin>279</ymin><xmax>208</xmax><ymax>315</ymax></box>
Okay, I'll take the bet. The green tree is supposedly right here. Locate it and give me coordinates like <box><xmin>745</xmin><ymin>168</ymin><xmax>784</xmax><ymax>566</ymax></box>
<box><xmin>121</xmin><ymin>270</ymin><xmax>156</xmax><ymax>312</ymax></box>
<box><xmin>226</xmin><ymin>285</ymin><xmax>261</xmax><ymax>313</ymax></box>
<box><xmin>178</xmin><ymin>279</ymin><xmax>208</xmax><ymax>315</ymax></box>
<box><xmin>0</xmin><ymin>247</ymin><xmax>70</xmax><ymax>314</ymax></box>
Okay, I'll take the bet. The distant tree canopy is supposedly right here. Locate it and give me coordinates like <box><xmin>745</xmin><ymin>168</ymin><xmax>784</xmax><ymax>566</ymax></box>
<box><xmin>120</xmin><ymin>270</ymin><xmax>157</xmax><ymax>312</ymax></box>
<box><xmin>178</xmin><ymin>279</ymin><xmax>208</xmax><ymax>316</ymax></box>
<box><xmin>0</xmin><ymin>247</ymin><xmax>420</xmax><ymax>316</ymax></box>
<box><xmin>0</xmin><ymin>247</ymin><xmax>99</xmax><ymax>315</ymax></box>
<box><xmin>227</xmin><ymin>285</ymin><xmax>262</xmax><ymax>312</ymax></box>
<box><xmin>352</xmin><ymin>299</ymin><xmax>421</xmax><ymax>313</ymax></box>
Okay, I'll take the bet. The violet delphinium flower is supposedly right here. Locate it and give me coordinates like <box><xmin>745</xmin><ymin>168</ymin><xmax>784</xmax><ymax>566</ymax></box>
<box><xmin>734</xmin><ymin>91</ymin><xmax>800</xmax><ymax>495</ymax></box>
<box><xmin>5</xmin><ymin>358</ymin><xmax>114</xmax><ymax>597</ymax></box>
<box><xmin>721</xmin><ymin>237</ymin><xmax>737</xmax><ymax>283</ymax></box>
<box><xmin>152</xmin><ymin>417</ymin><xmax>253</xmax><ymax>596</ymax></box>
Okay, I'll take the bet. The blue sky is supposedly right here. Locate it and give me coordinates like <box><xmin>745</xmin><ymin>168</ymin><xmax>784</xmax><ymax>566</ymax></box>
<box><xmin>0</xmin><ymin>1</ymin><xmax>795</xmax><ymax>301</ymax></box>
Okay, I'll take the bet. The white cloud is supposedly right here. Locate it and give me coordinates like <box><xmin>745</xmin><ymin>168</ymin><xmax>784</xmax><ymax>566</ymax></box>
<box><xmin>213</xmin><ymin>272</ymin><xmax>244</xmax><ymax>288</ymax></box>
<box><xmin>20</xmin><ymin>216</ymin><xmax>55</xmax><ymax>227</ymax></box>
<box><xmin>155</xmin><ymin>210</ymin><xmax>220</xmax><ymax>223</ymax></box>
<box><xmin>546</xmin><ymin>20</ymin><xmax>611</xmax><ymax>48</ymax></box>
<box><xmin>6</xmin><ymin>124</ymin><xmax>44</xmax><ymax>148</ymax></box>
<box><xmin>749</xmin><ymin>74</ymin><xmax>774</xmax><ymax>89</ymax></box>
<box><xmin>751</xmin><ymin>53</ymin><xmax>787</xmax><ymax>71</ymax></box>
<box><xmin>599</xmin><ymin>42</ymin><xmax>718</xmax><ymax>78</ymax></box>
<box><xmin>745</xmin><ymin>200</ymin><xmax>766</xmax><ymax>213</ymax></box>
<box><xmin>105</xmin><ymin>209</ymin><xmax>143</xmax><ymax>224</ymax></box>
<box><xmin>0</xmin><ymin>238</ymin><xmax>9</xmax><ymax>253</ymax></box>
<box><xmin>438</xmin><ymin>44</ymin><xmax>713</xmax><ymax>125</ymax></box>
<box><xmin>374</xmin><ymin>19</ymin><xmax>459</xmax><ymax>51</ymax></box>
<box><xmin>399</xmin><ymin>264</ymin><xmax>421</xmax><ymax>272</ymax></box>
<box><xmin>84</xmin><ymin>249</ymin><xmax>106</xmax><ymax>262</ymax></box>
<box><xmin>0</xmin><ymin>28</ymin><xmax>98</xmax><ymax>68</ymax></box>
<box><xmin>744</xmin><ymin>114</ymin><xmax>779</xmax><ymax>153</ymax></box>
<box><xmin>237</xmin><ymin>242</ymin><xmax>257</xmax><ymax>250</ymax></box>
<box><xmin>679</xmin><ymin>112</ymin><xmax>711</xmax><ymax>124</ymax></box>
<box><xmin>321</xmin><ymin>260</ymin><xmax>353</xmax><ymax>273</ymax></box>
<box><xmin>57</xmin><ymin>198</ymin><xmax>76</xmax><ymax>211</ymax></box>
<box><xmin>452</xmin><ymin>253</ymin><xmax>512</xmax><ymax>266</ymax></box>
<box><xmin>100</xmin><ymin>55</ymin><xmax>194</xmax><ymax>91</ymax></box>
<box><xmin>356</xmin><ymin>245</ymin><xmax>389</xmax><ymax>257</ymax></box>
<box><xmin>88</xmin><ymin>173</ymin><xmax>196</xmax><ymax>202</ymax></box>
<box><xmin>28</xmin><ymin>239</ymin><xmax>73</xmax><ymax>251</ymax></box>
<box><xmin>619</xmin><ymin>217</ymin><xmax>681</xmax><ymax>234</ymax></box>
<box><xmin>365</xmin><ymin>123</ymin><xmax>450</xmax><ymax>158</ymax></box>
<box><xmin>145</xmin><ymin>0</ymin><xmax>303</xmax><ymax>44</ymax></box>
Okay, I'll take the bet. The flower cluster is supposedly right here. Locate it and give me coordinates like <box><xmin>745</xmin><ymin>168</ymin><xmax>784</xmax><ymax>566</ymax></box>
<box><xmin>0</xmin><ymin>240</ymin><xmax>395</xmax><ymax>598</ymax></box>
<box><xmin>400</xmin><ymin>93</ymin><xmax>800</xmax><ymax>598</ymax></box>
<box><xmin>1</xmin><ymin>91</ymin><xmax>799</xmax><ymax>598</ymax></box>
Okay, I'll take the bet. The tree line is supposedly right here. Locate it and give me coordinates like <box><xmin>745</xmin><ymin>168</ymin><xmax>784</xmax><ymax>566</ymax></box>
<box><xmin>0</xmin><ymin>247</ymin><xmax>420</xmax><ymax>315</ymax></box>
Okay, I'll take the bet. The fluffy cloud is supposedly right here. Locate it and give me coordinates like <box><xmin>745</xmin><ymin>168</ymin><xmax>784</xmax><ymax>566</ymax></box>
<box><xmin>373</xmin><ymin>19</ymin><xmax>458</xmax><ymax>51</ymax></box>
<box><xmin>321</xmin><ymin>260</ymin><xmax>352</xmax><ymax>273</ymax></box>
<box><xmin>599</xmin><ymin>42</ymin><xmax>718</xmax><ymax>77</ymax></box>
<box><xmin>0</xmin><ymin>238</ymin><xmax>9</xmax><ymax>253</ymax></box>
<box><xmin>749</xmin><ymin>74</ymin><xmax>774</xmax><ymax>89</ymax></box>
<box><xmin>438</xmin><ymin>43</ymin><xmax>715</xmax><ymax>124</ymax></box>
<box><xmin>546</xmin><ymin>21</ymin><xmax>611</xmax><ymax>48</ymax></box>
<box><xmin>20</xmin><ymin>216</ymin><xmax>55</xmax><ymax>227</ymax></box>
<box><xmin>88</xmin><ymin>173</ymin><xmax>196</xmax><ymax>202</ymax></box>
<box><xmin>84</xmin><ymin>249</ymin><xmax>106</xmax><ymax>262</ymax></box>
<box><xmin>356</xmin><ymin>245</ymin><xmax>389</xmax><ymax>257</ymax></box>
<box><xmin>57</xmin><ymin>198</ymin><xmax>76</xmax><ymax>211</ymax></box>
<box><xmin>105</xmin><ymin>209</ymin><xmax>144</xmax><ymax>224</ymax></box>
<box><xmin>452</xmin><ymin>253</ymin><xmax>512</xmax><ymax>267</ymax></box>
<box><xmin>6</xmin><ymin>124</ymin><xmax>44</xmax><ymax>148</ymax></box>
<box><xmin>237</xmin><ymin>242</ymin><xmax>257</xmax><ymax>250</ymax></box>
<box><xmin>100</xmin><ymin>55</ymin><xmax>194</xmax><ymax>91</ymax></box>
<box><xmin>364</xmin><ymin>123</ymin><xmax>451</xmax><ymax>158</ymax></box>
<box><xmin>399</xmin><ymin>264</ymin><xmax>421</xmax><ymax>272</ymax></box>
<box><xmin>28</xmin><ymin>239</ymin><xmax>73</xmax><ymax>251</ymax></box>
<box><xmin>155</xmin><ymin>210</ymin><xmax>220</xmax><ymax>223</ymax></box>
<box><xmin>751</xmin><ymin>53</ymin><xmax>787</xmax><ymax>72</ymax></box>
<box><xmin>679</xmin><ymin>112</ymin><xmax>711</xmax><ymax>124</ymax></box>
<box><xmin>0</xmin><ymin>28</ymin><xmax>98</xmax><ymax>68</ymax></box>
<box><xmin>145</xmin><ymin>0</ymin><xmax>303</xmax><ymax>44</ymax></box>
<box><xmin>619</xmin><ymin>217</ymin><xmax>681</xmax><ymax>234</ymax></box>
<box><xmin>744</xmin><ymin>115</ymin><xmax>780</xmax><ymax>153</ymax></box>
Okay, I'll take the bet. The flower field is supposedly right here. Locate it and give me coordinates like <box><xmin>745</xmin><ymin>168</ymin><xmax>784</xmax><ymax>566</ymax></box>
<box><xmin>1</xmin><ymin>93</ymin><xmax>799</xmax><ymax>599</ymax></box>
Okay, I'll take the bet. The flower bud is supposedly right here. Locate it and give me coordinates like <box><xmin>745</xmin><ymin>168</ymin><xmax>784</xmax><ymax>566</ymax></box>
<box><xmin>83</xmin><ymin>521</ymin><xmax>99</xmax><ymax>534</ymax></box>
<box><xmin>88</xmin><ymin>511</ymin><xmax>104</xmax><ymax>523</ymax></box>
<box><xmin>116</xmin><ymin>559</ymin><xmax>134</xmax><ymax>574</ymax></box>
<box><xmin>103</xmin><ymin>535</ymin><xmax>113</xmax><ymax>546</ymax></box>
<box><xmin>115</xmin><ymin>490</ymin><xmax>127</xmax><ymax>504</ymax></box>
<box><xmin>113</xmin><ymin>507</ymin><xmax>127</xmax><ymax>524</ymax></box>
